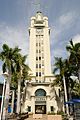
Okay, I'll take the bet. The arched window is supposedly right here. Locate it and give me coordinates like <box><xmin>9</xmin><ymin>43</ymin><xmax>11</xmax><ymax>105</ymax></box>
<box><xmin>35</xmin><ymin>89</ymin><xmax>46</xmax><ymax>96</ymax></box>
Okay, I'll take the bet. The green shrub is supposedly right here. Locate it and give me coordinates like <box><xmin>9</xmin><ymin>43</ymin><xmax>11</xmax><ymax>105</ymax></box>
<box><xmin>57</xmin><ymin>111</ymin><xmax>64</xmax><ymax>115</ymax></box>
<box><xmin>47</xmin><ymin>112</ymin><xmax>56</xmax><ymax>115</ymax></box>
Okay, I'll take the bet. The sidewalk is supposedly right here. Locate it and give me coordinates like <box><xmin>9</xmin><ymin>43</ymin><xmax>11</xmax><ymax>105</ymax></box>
<box><xmin>26</xmin><ymin>114</ymin><xmax>47</xmax><ymax>120</ymax></box>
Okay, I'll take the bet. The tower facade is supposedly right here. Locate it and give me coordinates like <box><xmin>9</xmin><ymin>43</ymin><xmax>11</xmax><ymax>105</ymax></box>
<box><xmin>29</xmin><ymin>11</ymin><xmax>51</xmax><ymax>81</ymax></box>
<box><xmin>22</xmin><ymin>12</ymin><xmax>59</xmax><ymax>114</ymax></box>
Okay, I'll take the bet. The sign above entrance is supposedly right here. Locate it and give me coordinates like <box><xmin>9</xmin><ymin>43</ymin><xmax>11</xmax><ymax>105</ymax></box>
<box><xmin>35</xmin><ymin>96</ymin><xmax>46</xmax><ymax>101</ymax></box>
<box><xmin>35</xmin><ymin>101</ymin><xmax>46</xmax><ymax>105</ymax></box>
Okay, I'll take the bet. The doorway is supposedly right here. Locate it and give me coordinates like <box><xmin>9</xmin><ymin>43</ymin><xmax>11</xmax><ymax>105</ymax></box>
<box><xmin>35</xmin><ymin>105</ymin><xmax>46</xmax><ymax>114</ymax></box>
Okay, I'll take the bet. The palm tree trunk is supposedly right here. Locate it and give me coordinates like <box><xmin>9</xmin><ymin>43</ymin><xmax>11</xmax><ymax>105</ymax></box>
<box><xmin>5</xmin><ymin>80</ymin><xmax>10</xmax><ymax>101</ymax></box>
<box><xmin>3</xmin><ymin>78</ymin><xmax>10</xmax><ymax>120</ymax></box>
<box><xmin>0</xmin><ymin>78</ymin><xmax>6</xmax><ymax>120</ymax></box>
<box><xmin>17</xmin><ymin>80</ymin><xmax>21</xmax><ymax>114</ymax></box>
<box><xmin>11</xmin><ymin>90</ymin><xmax>15</xmax><ymax>113</ymax></box>
<box><xmin>63</xmin><ymin>76</ymin><xmax>69</xmax><ymax>116</ymax></box>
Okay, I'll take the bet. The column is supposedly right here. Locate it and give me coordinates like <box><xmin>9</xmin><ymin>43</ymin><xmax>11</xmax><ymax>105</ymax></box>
<box><xmin>46</xmin><ymin>95</ymin><xmax>50</xmax><ymax>113</ymax></box>
<box><xmin>31</xmin><ymin>96</ymin><xmax>35</xmax><ymax>113</ymax></box>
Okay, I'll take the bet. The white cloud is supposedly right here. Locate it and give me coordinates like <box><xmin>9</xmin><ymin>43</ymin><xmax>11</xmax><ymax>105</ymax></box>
<box><xmin>50</xmin><ymin>11</ymin><xmax>79</xmax><ymax>46</ymax></box>
<box><xmin>59</xmin><ymin>11</ymin><xmax>77</xmax><ymax>26</ymax></box>
<box><xmin>73</xmin><ymin>34</ymin><xmax>80</xmax><ymax>44</ymax></box>
<box><xmin>0</xmin><ymin>23</ymin><xmax>29</xmax><ymax>55</ymax></box>
<box><xmin>0</xmin><ymin>23</ymin><xmax>29</xmax><ymax>68</ymax></box>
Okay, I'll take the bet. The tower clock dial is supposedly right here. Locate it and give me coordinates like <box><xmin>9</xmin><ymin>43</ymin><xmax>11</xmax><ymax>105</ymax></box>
<box><xmin>36</xmin><ymin>29</ymin><xmax>43</xmax><ymax>34</ymax></box>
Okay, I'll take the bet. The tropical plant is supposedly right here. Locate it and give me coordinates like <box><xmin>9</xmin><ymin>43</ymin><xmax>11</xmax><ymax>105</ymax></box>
<box><xmin>52</xmin><ymin>57</ymin><xmax>64</xmax><ymax>91</ymax></box>
<box><xmin>13</xmin><ymin>53</ymin><xmax>30</xmax><ymax>114</ymax></box>
<box><xmin>66</xmin><ymin>40</ymin><xmax>80</xmax><ymax>80</ymax></box>
<box><xmin>72</xmin><ymin>82</ymin><xmax>80</xmax><ymax>97</ymax></box>
<box><xmin>52</xmin><ymin>57</ymin><xmax>69</xmax><ymax>114</ymax></box>
<box><xmin>52</xmin><ymin>40</ymin><xmax>80</xmax><ymax>115</ymax></box>
<box><xmin>0</xmin><ymin>44</ymin><xmax>20</xmax><ymax>104</ymax></box>
<box><xmin>0</xmin><ymin>44</ymin><xmax>30</xmax><ymax>115</ymax></box>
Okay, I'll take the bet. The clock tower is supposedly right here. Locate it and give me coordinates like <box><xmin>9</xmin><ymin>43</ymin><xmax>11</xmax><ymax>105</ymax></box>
<box><xmin>29</xmin><ymin>11</ymin><xmax>51</xmax><ymax>83</ymax></box>
<box><xmin>22</xmin><ymin>12</ymin><xmax>59</xmax><ymax>114</ymax></box>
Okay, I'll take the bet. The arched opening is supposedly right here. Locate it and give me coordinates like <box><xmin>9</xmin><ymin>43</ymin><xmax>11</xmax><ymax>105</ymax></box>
<box><xmin>35</xmin><ymin>89</ymin><xmax>46</xmax><ymax>114</ymax></box>
<box><xmin>35</xmin><ymin>89</ymin><xmax>46</xmax><ymax>96</ymax></box>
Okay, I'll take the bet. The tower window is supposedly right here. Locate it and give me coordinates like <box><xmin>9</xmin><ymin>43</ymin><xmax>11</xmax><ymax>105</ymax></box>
<box><xmin>39</xmin><ymin>57</ymin><xmax>41</xmax><ymax>60</ymax></box>
<box><xmin>39</xmin><ymin>64</ymin><xmax>41</xmax><ymax>68</ymax></box>
<box><xmin>39</xmin><ymin>50</ymin><xmax>41</xmax><ymax>53</ymax></box>
<box><xmin>36</xmin><ymin>43</ymin><xmax>38</xmax><ymax>46</ymax></box>
<box><xmin>36</xmin><ymin>80</ymin><xmax>38</xmax><ymax>83</ymax></box>
<box><xmin>39</xmin><ymin>72</ymin><xmax>41</xmax><ymax>76</ymax></box>
<box><xmin>51</xmin><ymin>106</ymin><xmax>54</xmax><ymax>112</ymax></box>
<box><xmin>28</xmin><ymin>106</ymin><xmax>31</xmax><ymax>112</ymax></box>
<box><xmin>36</xmin><ymin>57</ymin><xmax>38</xmax><ymax>60</ymax></box>
<box><xmin>36</xmin><ymin>72</ymin><xmax>38</xmax><ymax>76</ymax></box>
<box><xmin>36</xmin><ymin>50</ymin><xmax>38</xmax><ymax>53</ymax></box>
<box><xmin>42</xmin><ymin>61</ymin><xmax>44</xmax><ymax>66</ymax></box>
<box><xmin>36</xmin><ymin>64</ymin><xmax>38</xmax><ymax>68</ymax></box>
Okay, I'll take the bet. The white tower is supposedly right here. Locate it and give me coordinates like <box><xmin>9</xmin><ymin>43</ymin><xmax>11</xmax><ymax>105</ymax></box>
<box><xmin>22</xmin><ymin>12</ymin><xmax>59</xmax><ymax>114</ymax></box>
<box><xmin>29</xmin><ymin>11</ymin><xmax>52</xmax><ymax>83</ymax></box>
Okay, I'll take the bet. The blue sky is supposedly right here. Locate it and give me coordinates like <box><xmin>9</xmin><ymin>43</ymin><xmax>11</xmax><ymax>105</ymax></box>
<box><xmin>0</xmin><ymin>0</ymin><xmax>80</xmax><ymax>82</ymax></box>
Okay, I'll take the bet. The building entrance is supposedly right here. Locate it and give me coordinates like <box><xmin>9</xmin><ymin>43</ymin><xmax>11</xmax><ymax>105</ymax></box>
<box><xmin>35</xmin><ymin>105</ymin><xmax>46</xmax><ymax>114</ymax></box>
<box><xmin>35</xmin><ymin>89</ymin><xmax>46</xmax><ymax>114</ymax></box>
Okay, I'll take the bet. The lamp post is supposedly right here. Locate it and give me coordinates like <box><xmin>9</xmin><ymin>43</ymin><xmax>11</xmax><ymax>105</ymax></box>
<box><xmin>2</xmin><ymin>72</ymin><xmax>9</xmax><ymax>120</ymax></box>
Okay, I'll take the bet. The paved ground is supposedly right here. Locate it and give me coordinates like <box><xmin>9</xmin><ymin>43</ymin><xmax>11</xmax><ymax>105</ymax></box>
<box><xmin>4</xmin><ymin>114</ymin><xmax>47</xmax><ymax>120</ymax></box>
<box><xmin>26</xmin><ymin>114</ymin><xmax>47</xmax><ymax>120</ymax></box>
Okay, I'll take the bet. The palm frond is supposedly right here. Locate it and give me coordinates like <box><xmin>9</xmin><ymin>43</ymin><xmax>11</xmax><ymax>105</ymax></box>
<box><xmin>70</xmin><ymin>39</ymin><xmax>73</xmax><ymax>47</ymax></box>
<box><xmin>2</xmin><ymin>44</ymin><xmax>9</xmax><ymax>52</ymax></box>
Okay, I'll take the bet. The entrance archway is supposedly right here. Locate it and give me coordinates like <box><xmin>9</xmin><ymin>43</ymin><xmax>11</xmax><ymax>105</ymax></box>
<box><xmin>35</xmin><ymin>89</ymin><xmax>46</xmax><ymax>96</ymax></box>
<box><xmin>35</xmin><ymin>89</ymin><xmax>46</xmax><ymax>114</ymax></box>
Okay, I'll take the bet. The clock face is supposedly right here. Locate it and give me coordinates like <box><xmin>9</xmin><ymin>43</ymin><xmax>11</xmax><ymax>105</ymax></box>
<box><xmin>36</xmin><ymin>29</ymin><xmax>43</xmax><ymax>34</ymax></box>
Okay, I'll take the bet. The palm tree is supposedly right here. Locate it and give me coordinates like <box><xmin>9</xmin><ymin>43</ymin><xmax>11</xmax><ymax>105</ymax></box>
<box><xmin>53</xmin><ymin>57</ymin><xmax>64</xmax><ymax>91</ymax></box>
<box><xmin>52</xmin><ymin>57</ymin><xmax>69</xmax><ymax>115</ymax></box>
<box><xmin>0</xmin><ymin>44</ymin><xmax>21</xmax><ymax>118</ymax></box>
<box><xmin>13</xmin><ymin>54</ymin><xmax>30</xmax><ymax>114</ymax></box>
<box><xmin>0</xmin><ymin>44</ymin><xmax>20</xmax><ymax>101</ymax></box>
<box><xmin>0</xmin><ymin>44</ymin><xmax>30</xmax><ymax>116</ymax></box>
<box><xmin>66</xmin><ymin>40</ymin><xmax>80</xmax><ymax>80</ymax></box>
